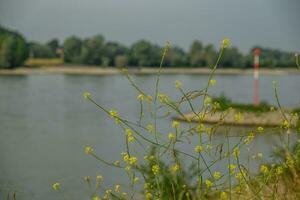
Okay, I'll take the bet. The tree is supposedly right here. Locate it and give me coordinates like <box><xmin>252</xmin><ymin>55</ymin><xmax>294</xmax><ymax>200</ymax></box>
<box><xmin>129</xmin><ymin>40</ymin><xmax>161</xmax><ymax>66</ymax></box>
<box><xmin>203</xmin><ymin>44</ymin><xmax>217</xmax><ymax>67</ymax></box>
<box><xmin>103</xmin><ymin>42</ymin><xmax>128</xmax><ymax>66</ymax></box>
<box><xmin>114</xmin><ymin>55</ymin><xmax>128</xmax><ymax>67</ymax></box>
<box><xmin>219</xmin><ymin>47</ymin><xmax>245</xmax><ymax>68</ymax></box>
<box><xmin>46</xmin><ymin>39</ymin><xmax>60</xmax><ymax>56</ymax></box>
<box><xmin>63</xmin><ymin>36</ymin><xmax>83</xmax><ymax>63</ymax></box>
<box><xmin>188</xmin><ymin>40</ymin><xmax>206</xmax><ymax>67</ymax></box>
<box><xmin>29</xmin><ymin>42</ymin><xmax>55</xmax><ymax>58</ymax></box>
<box><xmin>0</xmin><ymin>25</ymin><xmax>28</xmax><ymax>68</ymax></box>
<box><xmin>164</xmin><ymin>46</ymin><xmax>187</xmax><ymax>67</ymax></box>
<box><xmin>80</xmin><ymin>35</ymin><xmax>105</xmax><ymax>65</ymax></box>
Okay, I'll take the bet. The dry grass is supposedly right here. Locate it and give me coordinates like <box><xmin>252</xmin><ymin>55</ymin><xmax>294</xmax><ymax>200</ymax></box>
<box><xmin>24</xmin><ymin>58</ymin><xmax>64</xmax><ymax>67</ymax></box>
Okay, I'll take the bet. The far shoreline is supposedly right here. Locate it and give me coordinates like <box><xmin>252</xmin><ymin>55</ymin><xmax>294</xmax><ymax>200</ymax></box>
<box><xmin>0</xmin><ymin>65</ymin><xmax>299</xmax><ymax>76</ymax></box>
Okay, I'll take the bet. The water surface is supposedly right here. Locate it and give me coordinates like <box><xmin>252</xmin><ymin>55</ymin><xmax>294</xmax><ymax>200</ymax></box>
<box><xmin>0</xmin><ymin>74</ymin><xmax>299</xmax><ymax>199</ymax></box>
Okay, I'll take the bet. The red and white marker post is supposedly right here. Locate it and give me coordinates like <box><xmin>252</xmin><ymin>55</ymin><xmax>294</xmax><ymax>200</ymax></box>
<box><xmin>253</xmin><ymin>48</ymin><xmax>261</xmax><ymax>106</ymax></box>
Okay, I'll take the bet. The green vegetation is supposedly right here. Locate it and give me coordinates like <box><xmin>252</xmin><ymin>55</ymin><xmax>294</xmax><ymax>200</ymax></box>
<box><xmin>0</xmin><ymin>25</ymin><xmax>29</xmax><ymax>68</ymax></box>
<box><xmin>28</xmin><ymin>41</ymin><xmax>57</xmax><ymax>58</ymax></box>
<box><xmin>212</xmin><ymin>95</ymin><xmax>274</xmax><ymax>113</ymax></box>
<box><xmin>0</xmin><ymin>24</ymin><xmax>297</xmax><ymax>69</ymax></box>
<box><xmin>60</xmin><ymin>35</ymin><xmax>296</xmax><ymax>68</ymax></box>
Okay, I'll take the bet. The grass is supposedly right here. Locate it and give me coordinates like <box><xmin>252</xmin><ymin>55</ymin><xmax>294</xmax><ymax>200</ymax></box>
<box><xmin>212</xmin><ymin>94</ymin><xmax>275</xmax><ymax>113</ymax></box>
<box><xmin>24</xmin><ymin>58</ymin><xmax>64</xmax><ymax>67</ymax></box>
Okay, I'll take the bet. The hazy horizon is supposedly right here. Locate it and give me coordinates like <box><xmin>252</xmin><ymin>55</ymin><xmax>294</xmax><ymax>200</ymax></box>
<box><xmin>0</xmin><ymin>0</ymin><xmax>299</xmax><ymax>53</ymax></box>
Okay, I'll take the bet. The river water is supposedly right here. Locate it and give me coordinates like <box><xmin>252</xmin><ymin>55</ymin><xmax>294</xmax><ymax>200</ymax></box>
<box><xmin>0</xmin><ymin>74</ymin><xmax>300</xmax><ymax>199</ymax></box>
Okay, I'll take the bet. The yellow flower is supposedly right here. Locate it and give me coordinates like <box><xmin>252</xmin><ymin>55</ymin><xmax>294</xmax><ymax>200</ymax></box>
<box><xmin>92</xmin><ymin>196</ymin><xmax>101</xmax><ymax>200</ymax></box>
<box><xmin>206</xmin><ymin>127</ymin><xmax>212</xmax><ymax>135</ymax></box>
<box><xmin>158</xmin><ymin>93</ymin><xmax>169</xmax><ymax>103</ymax></box>
<box><xmin>143</xmin><ymin>155</ymin><xmax>149</xmax><ymax>160</ymax></box>
<box><xmin>146</xmin><ymin>95</ymin><xmax>153</xmax><ymax>103</ymax></box>
<box><xmin>276</xmin><ymin>166</ymin><xmax>283</xmax><ymax>175</ymax></box>
<box><xmin>233</xmin><ymin>147</ymin><xmax>240</xmax><ymax>158</ymax></box>
<box><xmin>220</xmin><ymin>191</ymin><xmax>228</xmax><ymax>199</ymax></box>
<box><xmin>206</xmin><ymin>144</ymin><xmax>213</xmax><ymax>151</ymax></box>
<box><xmin>213</xmin><ymin>101</ymin><xmax>220</xmax><ymax>109</ymax></box>
<box><xmin>199</xmin><ymin>113</ymin><xmax>205</xmax><ymax>121</ymax></box>
<box><xmin>145</xmin><ymin>192</ymin><xmax>153</xmax><ymax>199</ymax></box>
<box><xmin>243</xmin><ymin>132</ymin><xmax>254</xmax><ymax>145</ymax></box>
<box><xmin>204</xmin><ymin>97</ymin><xmax>212</xmax><ymax>105</ymax></box>
<box><xmin>109</xmin><ymin>110</ymin><xmax>119</xmax><ymax>118</ymax></box>
<box><xmin>209</xmin><ymin>79</ymin><xmax>217</xmax><ymax>86</ymax></box>
<box><xmin>84</xmin><ymin>146</ymin><xmax>93</xmax><ymax>154</ymax></box>
<box><xmin>282</xmin><ymin>120</ymin><xmax>290</xmax><ymax>129</ymax></box>
<box><xmin>129</xmin><ymin>157</ymin><xmax>138</xmax><ymax>165</ymax></box>
<box><xmin>171</xmin><ymin>164</ymin><xmax>180</xmax><ymax>172</ymax></box>
<box><xmin>257</xmin><ymin>153</ymin><xmax>263</xmax><ymax>159</ymax></box>
<box><xmin>147</xmin><ymin>124</ymin><xmax>154</xmax><ymax>133</ymax></box>
<box><xmin>205</xmin><ymin>179</ymin><xmax>213</xmax><ymax>188</ymax></box>
<box><xmin>168</xmin><ymin>133</ymin><xmax>176</xmax><ymax>141</ymax></box>
<box><xmin>137</xmin><ymin>94</ymin><xmax>144</xmax><ymax>101</ymax></box>
<box><xmin>125</xmin><ymin>166</ymin><xmax>131</xmax><ymax>171</ymax></box>
<box><xmin>172</xmin><ymin>120</ymin><xmax>180</xmax><ymax>129</ymax></box>
<box><xmin>257</xmin><ymin>126</ymin><xmax>264</xmax><ymax>133</ymax></box>
<box><xmin>113</xmin><ymin>160</ymin><xmax>120</xmax><ymax>166</ymax></box>
<box><xmin>127</xmin><ymin>136</ymin><xmax>135</xmax><ymax>142</ymax></box>
<box><xmin>235</xmin><ymin>170</ymin><xmax>246</xmax><ymax>181</ymax></box>
<box><xmin>260</xmin><ymin>165</ymin><xmax>269</xmax><ymax>174</ymax></box>
<box><xmin>228</xmin><ymin>164</ymin><xmax>236</xmax><ymax>174</ymax></box>
<box><xmin>114</xmin><ymin>184</ymin><xmax>121</xmax><ymax>193</ymax></box>
<box><xmin>152</xmin><ymin>164</ymin><xmax>160</xmax><ymax>175</ymax></box>
<box><xmin>52</xmin><ymin>182</ymin><xmax>60</xmax><ymax>191</ymax></box>
<box><xmin>84</xmin><ymin>176</ymin><xmax>91</xmax><ymax>182</ymax></box>
<box><xmin>122</xmin><ymin>192</ymin><xmax>127</xmax><ymax>197</ymax></box>
<box><xmin>96</xmin><ymin>175</ymin><xmax>104</xmax><ymax>182</ymax></box>
<box><xmin>175</xmin><ymin>80</ymin><xmax>182</xmax><ymax>89</ymax></box>
<box><xmin>105</xmin><ymin>189</ymin><xmax>112</xmax><ymax>194</ymax></box>
<box><xmin>122</xmin><ymin>153</ymin><xmax>130</xmax><ymax>163</ymax></box>
<box><xmin>133</xmin><ymin>177</ymin><xmax>139</xmax><ymax>183</ymax></box>
<box><xmin>83</xmin><ymin>92</ymin><xmax>91</xmax><ymax>99</ymax></box>
<box><xmin>149</xmin><ymin>155</ymin><xmax>155</xmax><ymax>160</ymax></box>
<box><xmin>213</xmin><ymin>171</ymin><xmax>221</xmax><ymax>180</ymax></box>
<box><xmin>196</xmin><ymin>124</ymin><xmax>206</xmax><ymax>133</ymax></box>
<box><xmin>144</xmin><ymin>182</ymin><xmax>151</xmax><ymax>189</ymax></box>
<box><xmin>221</xmin><ymin>38</ymin><xmax>231</xmax><ymax>48</ymax></box>
<box><xmin>234</xmin><ymin>112</ymin><xmax>243</xmax><ymax>122</ymax></box>
<box><xmin>286</xmin><ymin>155</ymin><xmax>295</xmax><ymax>168</ymax></box>
<box><xmin>125</xmin><ymin>129</ymin><xmax>132</xmax><ymax>136</ymax></box>
<box><xmin>194</xmin><ymin>145</ymin><xmax>204</xmax><ymax>153</ymax></box>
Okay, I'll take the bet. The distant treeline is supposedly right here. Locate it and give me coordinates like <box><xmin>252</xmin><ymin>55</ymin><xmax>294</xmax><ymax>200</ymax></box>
<box><xmin>0</xmin><ymin>25</ymin><xmax>296</xmax><ymax>68</ymax></box>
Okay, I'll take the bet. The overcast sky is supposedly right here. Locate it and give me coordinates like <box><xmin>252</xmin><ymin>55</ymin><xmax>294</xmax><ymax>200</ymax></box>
<box><xmin>0</xmin><ymin>0</ymin><xmax>299</xmax><ymax>53</ymax></box>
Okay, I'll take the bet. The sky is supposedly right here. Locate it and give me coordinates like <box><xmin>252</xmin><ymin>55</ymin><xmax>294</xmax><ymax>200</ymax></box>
<box><xmin>0</xmin><ymin>0</ymin><xmax>299</xmax><ymax>53</ymax></box>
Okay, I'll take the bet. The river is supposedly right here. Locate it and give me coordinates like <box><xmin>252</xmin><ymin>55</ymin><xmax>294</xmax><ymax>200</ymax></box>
<box><xmin>0</xmin><ymin>73</ymin><xmax>299</xmax><ymax>200</ymax></box>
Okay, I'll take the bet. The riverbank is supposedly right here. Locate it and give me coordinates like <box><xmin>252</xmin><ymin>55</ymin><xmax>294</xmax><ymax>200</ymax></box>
<box><xmin>174</xmin><ymin>109</ymin><xmax>299</xmax><ymax>127</ymax></box>
<box><xmin>0</xmin><ymin>65</ymin><xmax>299</xmax><ymax>75</ymax></box>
